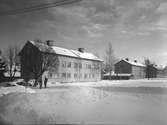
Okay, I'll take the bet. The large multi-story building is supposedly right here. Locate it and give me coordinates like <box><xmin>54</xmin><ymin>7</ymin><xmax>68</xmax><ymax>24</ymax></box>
<box><xmin>19</xmin><ymin>40</ymin><xmax>103</xmax><ymax>83</ymax></box>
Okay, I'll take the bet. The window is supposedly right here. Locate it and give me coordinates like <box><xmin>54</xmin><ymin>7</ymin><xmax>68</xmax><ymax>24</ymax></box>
<box><xmin>86</xmin><ymin>64</ymin><xmax>91</xmax><ymax>69</ymax></box>
<box><xmin>94</xmin><ymin>63</ymin><xmax>100</xmax><ymax>71</ymax></box>
<box><xmin>74</xmin><ymin>73</ymin><xmax>78</xmax><ymax>78</ymax></box>
<box><xmin>79</xmin><ymin>63</ymin><xmax>82</xmax><ymax>69</ymax></box>
<box><xmin>88</xmin><ymin>64</ymin><xmax>91</xmax><ymax>69</ymax></box>
<box><xmin>62</xmin><ymin>61</ymin><xmax>66</xmax><ymax>68</ymax></box>
<box><xmin>62</xmin><ymin>73</ymin><xmax>66</xmax><ymax>78</ymax></box>
<box><xmin>97</xmin><ymin>63</ymin><xmax>100</xmax><ymax>69</ymax></box>
<box><xmin>74</xmin><ymin>63</ymin><xmax>78</xmax><ymax>68</ymax></box>
<box><xmin>67</xmin><ymin>73</ymin><xmax>71</xmax><ymax>78</ymax></box>
<box><xmin>84</xmin><ymin>74</ymin><xmax>87</xmax><ymax>79</ymax></box>
<box><xmin>86</xmin><ymin>64</ymin><xmax>89</xmax><ymax>69</ymax></box>
<box><xmin>49</xmin><ymin>73</ymin><xmax>53</xmax><ymax>78</ymax></box>
<box><xmin>92</xmin><ymin>74</ymin><xmax>95</xmax><ymax>78</ymax></box>
<box><xmin>67</xmin><ymin>62</ymin><xmax>71</xmax><ymax>68</ymax></box>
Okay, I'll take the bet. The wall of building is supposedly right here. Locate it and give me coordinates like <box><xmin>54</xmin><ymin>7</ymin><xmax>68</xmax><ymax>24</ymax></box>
<box><xmin>20</xmin><ymin>42</ymin><xmax>42</xmax><ymax>81</ymax></box>
<box><xmin>114</xmin><ymin>60</ymin><xmax>146</xmax><ymax>79</ymax></box>
<box><xmin>49</xmin><ymin>55</ymin><xmax>102</xmax><ymax>83</ymax></box>
<box><xmin>157</xmin><ymin>69</ymin><xmax>167</xmax><ymax>78</ymax></box>
<box><xmin>131</xmin><ymin>66</ymin><xmax>146</xmax><ymax>79</ymax></box>
<box><xmin>114</xmin><ymin>60</ymin><xmax>132</xmax><ymax>74</ymax></box>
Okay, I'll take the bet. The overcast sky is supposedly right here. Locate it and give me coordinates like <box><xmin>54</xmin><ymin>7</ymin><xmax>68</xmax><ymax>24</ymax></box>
<box><xmin>0</xmin><ymin>0</ymin><xmax>167</xmax><ymax>66</ymax></box>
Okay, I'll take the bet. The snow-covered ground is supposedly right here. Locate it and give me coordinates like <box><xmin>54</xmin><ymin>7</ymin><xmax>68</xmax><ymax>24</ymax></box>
<box><xmin>0</xmin><ymin>79</ymin><xmax>35</xmax><ymax>97</ymax></box>
<box><xmin>0</xmin><ymin>79</ymin><xmax>167</xmax><ymax>124</ymax></box>
<box><xmin>49</xmin><ymin>79</ymin><xmax>167</xmax><ymax>88</ymax></box>
<box><xmin>0</xmin><ymin>86</ymin><xmax>35</xmax><ymax>97</ymax></box>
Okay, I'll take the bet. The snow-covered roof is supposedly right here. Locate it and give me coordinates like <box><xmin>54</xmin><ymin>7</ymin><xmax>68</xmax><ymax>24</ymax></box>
<box><xmin>52</xmin><ymin>46</ymin><xmax>78</xmax><ymax>58</ymax></box>
<box><xmin>122</xmin><ymin>59</ymin><xmax>146</xmax><ymax>67</ymax></box>
<box><xmin>29</xmin><ymin>41</ymin><xmax>103</xmax><ymax>62</ymax></box>
<box><xmin>70</xmin><ymin>50</ymin><xmax>101</xmax><ymax>61</ymax></box>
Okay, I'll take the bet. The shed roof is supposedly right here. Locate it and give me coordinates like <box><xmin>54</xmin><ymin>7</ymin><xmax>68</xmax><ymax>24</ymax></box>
<box><xmin>104</xmin><ymin>73</ymin><xmax>132</xmax><ymax>77</ymax></box>
<box><xmin>28</xmin><ymin>41</ymin><xmax>103</xmax><ymax>62</ymax></box>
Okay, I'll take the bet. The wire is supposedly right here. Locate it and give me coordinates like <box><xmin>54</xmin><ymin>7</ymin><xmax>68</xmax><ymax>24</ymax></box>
<box><xmin>0</xmin><ymin>0</ymin><xmax>82</xmax><ymax>16</ymax></box>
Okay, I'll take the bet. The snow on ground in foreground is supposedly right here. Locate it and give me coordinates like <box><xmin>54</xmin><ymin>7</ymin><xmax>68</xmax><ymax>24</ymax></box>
<box><xmin>0</xmin><ymin>81</ymin><xmax>167</xmax><ymax>125</ymax></box>
<box><xmin>1</xmin><ymin>78</ymin><xmax>167</xmax><ymax>97</ymax></box>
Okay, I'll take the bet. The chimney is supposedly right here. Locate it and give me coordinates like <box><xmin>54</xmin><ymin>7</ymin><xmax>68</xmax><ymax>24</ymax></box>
<box><xmin>134</xmin><ymin>60</ymin><xmax>137</xmax><ymax>63</ymax></box>
<box><xmin>46</xmin><ymin>40</ymin><xmax>55</xmax><ymax>46</ymax></box>
<box><xmin>125</xmin><ymin>58</ymin><xmax>129</xmax><ymax>61</ymax></box>
<box><xmin>78</xmin><ymin>48</ymin><xmax>84</xmax><ymax>53</ymax></box>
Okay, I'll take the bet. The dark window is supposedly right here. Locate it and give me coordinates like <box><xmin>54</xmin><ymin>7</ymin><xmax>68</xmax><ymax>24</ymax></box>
<box><xmin>49</xmin><ymin>73</ymin><xmax>53</xmax><ymax>78</ymax></box>
<box><xmin>67</xmin><ymin>73</ymin><xmax>71</xmax><ymax>78</ymax></box>
<box><xmin>62</xmin><ymin>61</ymin><xmax>66</xmax><ymax>68</ymax></box>
<box><xmin>74</xmin><ymin>73</ymin><xmax>77</xmax><ymax>78</ymax></box>
<box><xmin>62</xmin><ymin>73</ymin><xmax>66</xmax><ymax>78</ymax></box>
<box><xmin>94</xmin><ymin>63</ymin><xmax>100</xmax><ymax>70</ymax></box>
<box><xmin>67</xmin><ymin>62</ymin><xmax>71</xmax><ymax>68</ymax></box>
<box><xmin>88</xmin><ymin>64</ymin><xmax>91</xmax><ymax>69</ymax></box>
<box><xmin>92</xmin><ymin>74</ymin><xmax>95</xmax><ymax>78</ymax></box>
<box><xmin>74</xmin><ymin>63</ymin><xmax>78</xmax><ymax>68</ymax></box>
<box><xmin>84</xmin><ymin>74</ymin><xmax>87</xmax><ymax>79</ymax></box>
<box><xmin>79</xmin><ymin>63</ymin><xmax>82</xmax><ymax>69</ymax></box>
<box><xmin>97</xmin><ymin>63</ymin><xmax>100</xmax><ymax>69</ymax></box>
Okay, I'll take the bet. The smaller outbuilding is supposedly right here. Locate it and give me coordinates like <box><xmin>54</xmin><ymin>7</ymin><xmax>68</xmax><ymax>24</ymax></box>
<box><xmin>114</xmin><ymin>58</ymin><xmax>146</xmax><ymax>79</ymax></box>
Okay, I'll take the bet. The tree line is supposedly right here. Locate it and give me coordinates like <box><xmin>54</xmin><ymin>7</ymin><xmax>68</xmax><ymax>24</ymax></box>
<box><xmin>0</xmin><ymin>45</ymin><xmax>20</xmax><ymax>82</ymax></box>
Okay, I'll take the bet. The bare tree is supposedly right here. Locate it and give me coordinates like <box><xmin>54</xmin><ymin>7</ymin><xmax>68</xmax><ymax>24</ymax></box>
<box><xmin>0</xmin><ymin>49</ymin><xmax>7</xmax><ymax>82</ymax></box>
<box><xmin>144</xmin><ymin>58</ymin><xmax>157</xmax><ymax>79</ymax></box>
<box><xmin>105</xmin><ymin>42</ymin><xmax>117</xmax><ymax>79</ymax></box>
<box><xmin>4</xmin><ymin>45</ymin><xmax>20</xmax><ymax>80</ymax></box>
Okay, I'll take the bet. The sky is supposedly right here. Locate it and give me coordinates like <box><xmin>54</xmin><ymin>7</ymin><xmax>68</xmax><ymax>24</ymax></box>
<box><xmin>0</xmin><ymin>0</ymin><xmax>167</xmax><ymax>67</ymax></box>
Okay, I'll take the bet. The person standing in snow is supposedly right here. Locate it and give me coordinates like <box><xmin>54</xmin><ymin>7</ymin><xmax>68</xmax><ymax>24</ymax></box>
<box><xmin>38</xmin><ymin>75</ymin><xmax>43</xmax><ymax>89</ymax></box>
<box><xmin>44</xmin><ymin>71</ymin><xmax>49</xmax><ymax>88</ymax></box>
<box><xmin>44</xmin><ymin>76</ymin><xmax>48</xmax><ymax>88</ymax></box>
<box><xmin>42</xmin><ymin>71</ymin><xmax>49</xmax><ymax>88</ymax></box>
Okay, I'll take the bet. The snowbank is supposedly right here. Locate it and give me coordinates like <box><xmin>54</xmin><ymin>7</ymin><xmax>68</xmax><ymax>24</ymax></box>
<box><xmin>0</xmin><ymin>85</ymin><xmax>35</xmax><ymax>97</ymax></box>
